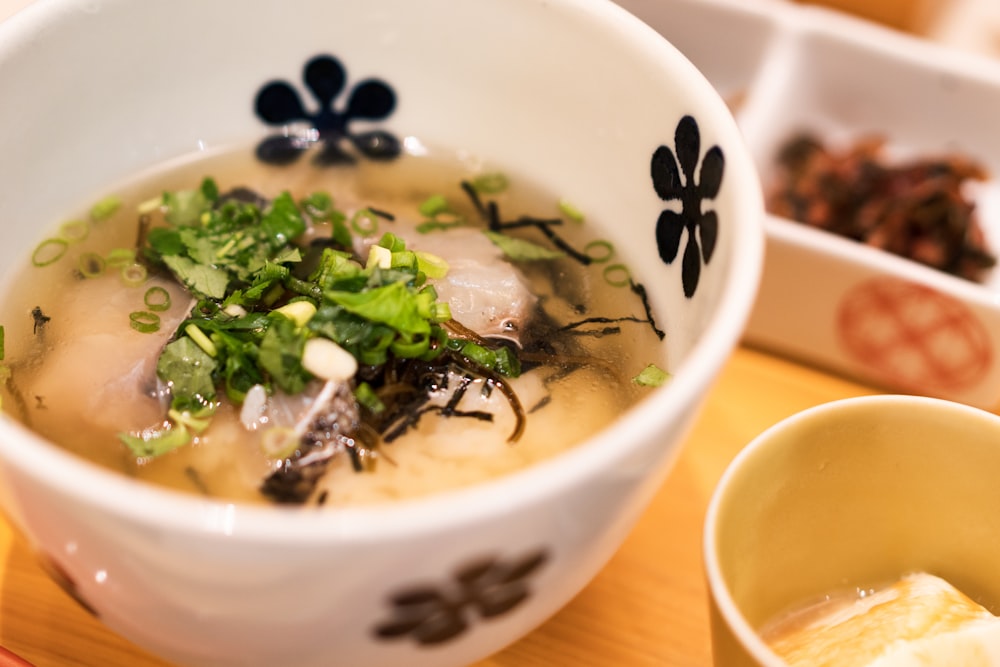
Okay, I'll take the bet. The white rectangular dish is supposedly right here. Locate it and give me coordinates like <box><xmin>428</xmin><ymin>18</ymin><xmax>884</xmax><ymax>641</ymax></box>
<box><xmin>617</xmin><ymin>0</ymin><xmax>1000</xmax><ymax>409</ymax></box>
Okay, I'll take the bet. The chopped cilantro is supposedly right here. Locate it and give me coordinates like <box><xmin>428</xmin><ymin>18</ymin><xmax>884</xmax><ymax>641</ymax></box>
<box><xmin>261</xmin><ymin>192</ymin><xmax>307</xmax><ymax>246</ymax></box>
<box><xmin>258</xmin><ymin>315</ymin><xmax>310</xmax><ymax>394</ymax></box>
<box><xmin>131</xmin><ymin>179</ymin><xmax>528</xmax><ymax>460</ymax></box>
<box><xmin>156</xmin><ymin>336</ymin><xmax>218</xmax><ymax>412</ymax></box>
<box><xmin>162</xmin><ymin>255</ymin><xmax>230</xmax><ymax>299</ymax></box>
<box><xmin>484</xmin><ymin>230</ymin><xmax>565</xmax><ymax>261</ymax></box>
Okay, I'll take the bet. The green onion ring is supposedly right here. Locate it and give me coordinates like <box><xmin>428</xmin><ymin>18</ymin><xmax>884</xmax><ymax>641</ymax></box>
<box><xmin>89</xmin><ymin>195</ymin><xmax>122</xmax><ymax>222</ymax></box>
<box><xmin>350</xmin><ymin>208</ymin><xmax>379</xmax><ymax>237</ymax></box>
<box><xmin>121</xmin><ymin>263</ymin><xmax>148</xmax><ymax>287</ymax></box>
<box><xmin>472</xmin><ymin>173</ymin><xmax>509</xmax><ymax>194</ymax></box>
<box><xmin>391</xmin><ymin>334</ymin><xmax>430</xmax><ymax>358</ymax></box>
<box><xmin>32</xmin><ymin>238</ymin><xmax>69</xmax><ymax>267</ymax></box>
<box><xmin>418</xmin><ymin>195</ymin><xmax>449</xmax><ymax>218</ymax></box>
<box><xmin>58</xmin><ymin>220</ymin><xmax>90</xmax><ymax>243</ymax></box>
<box><xmin>603</xmin><ymin>263</ymin><xmax>631</xmax><ymax>287</ymax></box>
<box><xmin>78</xmin><ymin>252</ymin><xmax>106</xmax><ymax>278</ymax></box>
<box><xmin>585</xmin><ymin>240</ymin><xmax>614</xmax><ymax>263</ymax></box>
<box><xmin>106</xmin><ymin>247</ymin><xmax>136</xmax><ymax>267</ymax></box>
<box><xmin>129</xmin><ymin>310</ymin><xmax>161</xmax><ymax>333</ymax></box>
<box><xmin>144</xmin><ymin>286</ymin><xmax>171</xmax><ymax>312</ymax></box>
<box><xmin>558</xmin><ymin>199</ymin><xmax>585</xmax><ymax>223</ymax></box>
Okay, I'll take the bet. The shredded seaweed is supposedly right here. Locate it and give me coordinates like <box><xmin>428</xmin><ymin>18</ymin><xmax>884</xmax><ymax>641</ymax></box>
<box><xmin>31</xmin><ymin>307</ymin><xmax>50</xmax><ymax>335</ymax></box>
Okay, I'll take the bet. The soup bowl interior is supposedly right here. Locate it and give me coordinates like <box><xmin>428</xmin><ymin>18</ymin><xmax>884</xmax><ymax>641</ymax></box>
<box><xmin>0</xmin><ymin>0</ymin><xmax>763</xmax><ymax>665</ymax></box>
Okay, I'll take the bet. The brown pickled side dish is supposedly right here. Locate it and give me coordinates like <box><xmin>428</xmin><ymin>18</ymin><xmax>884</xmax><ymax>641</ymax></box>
<box><xmin>767</xmin><ymin>134</ymin><xmax>997</xmax><ymax>282</ymax></box>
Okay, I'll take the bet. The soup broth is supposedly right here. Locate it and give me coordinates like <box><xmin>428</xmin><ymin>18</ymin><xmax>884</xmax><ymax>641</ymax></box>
<box><xmin>0</xmin><ymin>145</ymin><xmax>666</xmax><ymax>506</ymax></box>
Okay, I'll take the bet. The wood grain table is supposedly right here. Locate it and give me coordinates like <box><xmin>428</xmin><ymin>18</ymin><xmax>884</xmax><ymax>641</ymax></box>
<box><xmin>0</xmin><ymin>344</ymin><xmax>881</xmax><ymax>667</ymax></box>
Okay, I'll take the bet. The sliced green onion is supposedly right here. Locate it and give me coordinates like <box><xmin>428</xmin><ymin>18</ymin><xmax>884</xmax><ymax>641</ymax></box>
<box><xmin>354</xmin><ymin>382</ymin><xmax>385</xmax><ymax>414</ymax></box>
<box><xmin>78</xmin><ymin>252</ymin><xmax>106</xmax><ymax>278</ymax></box>
<box><xmin>274</xmin><ymin>300</ymin><xmax>317</xmax><ymax>327</ymax></box>
<box><xmin>585</xmin><ymin>240</ymin><xmax>614</xmax><ymax>263</ymax></box>
<box><xmin>144</xmin><ymin>286</ymin><xmax>171</xmax><ymax>312</ymax></box>
<box><xmin>430</xmin><ymin>302</ymin><xmax>452</xmax><ymax>322</ymax></box>
<box><xmin>119</xmin><ymin>423</ymin><xmax>190</xmax><ymax>458</ymax></box>
<box><xmin>350</xmin><ymin>208</ymin><xmax>380</xmax><ymax>237</ymax></box>
<box><xmin>0</xmin><ymin>324</ymin><xmax>5</xmax><ymax>361</ymax></box>
<box><xmin>129</xmin><ymin>310</ymin><xmax>161</xmax><ymax>333</ymax></box>
<box><xmin>32</xmin><ymin>238</ymin><xmax>69</xmax><ymax>267</ymax></box>
<box><xmin>377</xmin><ymin>232</ymin><xmax>406</xmax><ymax>253</ymax></box>
<box><xmin>58</xmin><ymin>220</ymin><xmax>90</xmax><ymax>243</ymax></box>
<box><xmin>215</xmin><ymin>235</ymin><xmax>239</xmax><ymax>259</ymax></box>
<box><xmin>603</xmin><ymin>263</ymin><xmax>631</xmax><ymax>287</ymax></box>
<box><xmin>260</xmin><ymin>426</ymin><xmax>300</xmax><ymax>459</ymax></box>
<box><xmin>418</xmin><ymin>194</ymin><xmax>450</xmax><ymax>218</ymax></box>
<box><xmin>185</xmin><ymin>323</ymin><xmax>218</xmax><ymax>357</ymax></box>
<box><xmin>89</xmin><ymin>195</ymin><xmax>122</xmax><ymax>222</ymax></box>
<box><xmin>168</xmin><ymin>408</ymin><xmax>212</xmax><ymax>434</ymax></box>
<box><xmin>391</xmin><ymin>333</ymin><xmax>430</xmax><ymax>358</ymax></box>
<box><xmin>472</xmin><ymin>173</ymin><xmax>509</xmax><ymax>194</ymax></box>
<box><xmin>390</xmin><ymin>250</ymin><xmax>417</xmax><ymax>270</ymax></box>
<box><xmin>493</xmin><ymin>346</ymin><xmax>520</xmax><ymax>377</ymax></box>
<box><xmin>137</xmin><ymin>194</ymin><xmax>163</xmax><ymax>215</ymax></box>
<box><xmin>453</xmin><ymin>340</ymin><xmax>495</xmax><ymax>369</ymax></box>
<box><xmin>366</xmin><ymin>244</ymin><xmax>393</xmax><ymax>270</ymax></box>
<box><xmin>558</xmin><ymin>198</ymin><xmax>585</xmax><ymax>223</ymax></box>
<box><xmin>301</xmin><ymin>192</ymin><xmax>335</xmax><ymax>221</ymax></box>
<box><xmin>121</xmin><ymin>263</ymin><xmax>148</xmax><ymax>287</ymax></box>
<box><xmin>106</xmin><ymin>248</ymin><xmax>136</xmax><ymax>267</ymax></box>
<box><xmin>633</xmin><ymin>363</ymin><xmax>670</xmax><ymax>387</ymax></box>
<box><xmin>415</xmin><ymin>251</ymin><xmax>449</xmax><ymax>279</ymax></box>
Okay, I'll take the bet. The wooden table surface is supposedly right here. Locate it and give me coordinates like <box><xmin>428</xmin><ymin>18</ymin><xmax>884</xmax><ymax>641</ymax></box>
<box><xmin>0</xmin><ymin>1</ymin><xmax>957</xmax><ymax>665</ymax></box>
<box><xmin>0</xmin><ymin>344</ymin><xmax>880</xmax><ymax>667</ymax></box>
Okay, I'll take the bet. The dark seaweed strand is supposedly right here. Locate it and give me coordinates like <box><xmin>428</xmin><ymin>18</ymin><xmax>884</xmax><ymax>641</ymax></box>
<box><xmin>462</xmin><ymin>183</ymin><xmax>594</xmax><ymax>266</ymax></box>
<box><xmin>629</xmin><ymin>279</ymin><xmax>665</xmax><ymax>340</ymax></box>
<box><xmin>460</xmin><ymin>180</ymin><xmax>487</xmax><ymax>217</ymax></box>
<box><xmin>367</xmin><ymin>206</ymin><xmax>395</xmax><ymax>221</ymax></box>
<box><xmin>563</xmin><ymin>326</ymin><xmax>623</xmax><ymax>339</ymax></box>
<box><xmin>31</xmin><ymin>307</ymin><xmax>50</xmax><ymax>335</ymax></box>
<box><xmin>528</xmin><ymin>394</ymin><xmax>551</xmax><ymax>414</ymax></box>
<box><xmin>376</xmin><ymin>352</ymin><xmax>525</xmax><ymax>443</ymax></box>
<box><xmin>382</xmin><ymin>405</ymin><xmax>494</xmax><ymax>444</ymax></box>
<box><xmin>345</xmin><ymin>441</ymin><xmax>364</xmax><ymax>472</ymax></box>
<box><xmin>379</xmin><ymin>371</ymin><xmax>498</xmax><ymax>444</ymax></box>
<box><xmin>441</xmin><ymin>373</ymin><xmax>474</xmax><ymax>414</ymax></box>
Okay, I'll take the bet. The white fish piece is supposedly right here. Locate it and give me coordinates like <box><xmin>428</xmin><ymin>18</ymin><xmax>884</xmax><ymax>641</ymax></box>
<box><xmin>357</xmin><ymin>226</ymin><xmax>537</xmax><ymax>343</ymax></box>
<box><xmin>21</xmin><ymin>273</ymin><xmax>190</xmax><ymax>437</ymax></box>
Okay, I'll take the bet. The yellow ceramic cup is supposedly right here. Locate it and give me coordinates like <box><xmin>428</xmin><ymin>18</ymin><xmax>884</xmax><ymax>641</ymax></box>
<box><xmin>704</xmin><ymin>394</ymin><xmax>1000</xmax><ymax>666</ymax></box>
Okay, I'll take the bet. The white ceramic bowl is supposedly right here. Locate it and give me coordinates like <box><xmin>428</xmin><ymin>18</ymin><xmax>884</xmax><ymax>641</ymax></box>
<box><xmin>0</xmin><ymin>1</ymin><xmax>763</xmax><ymax>665</ymax></box>
<box><xmin>618</xmin><ymin>0</ymin><xmax>1000</xmax><ymax>410</ymax></box>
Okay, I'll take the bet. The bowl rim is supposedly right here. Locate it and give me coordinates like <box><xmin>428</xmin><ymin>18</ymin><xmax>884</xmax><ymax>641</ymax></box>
<box><xmin>0</xmin><ymin>0</ymin><xmax>765</xmax><ymax>542</ymax></box>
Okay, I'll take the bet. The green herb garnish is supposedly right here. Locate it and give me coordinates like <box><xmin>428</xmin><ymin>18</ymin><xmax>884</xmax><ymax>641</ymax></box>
<box><xmin>125</xmin><ymin>182</ymin><xmax>524</xmax><ymax>458</ymax></box>
<box><xmin>484</xmin><ymin>230</ymin><xmax>565</xmax><ymax>261</ymax></box>
<box><xmin>89</xmin><ymin>195</ymin><xmax>122</xmax><ymax>222</ymax></box>
<box><xmin>633</xmin><ymin>363</ymin><xmax>670</xmax><ymax>387</ymax></box>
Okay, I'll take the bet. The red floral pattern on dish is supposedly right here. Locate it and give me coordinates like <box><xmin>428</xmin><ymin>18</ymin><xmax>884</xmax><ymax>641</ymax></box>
<box><xmin>837</xmin><ymin>277</ymin><xmax>991</xmax><ymax>391</ymax></box>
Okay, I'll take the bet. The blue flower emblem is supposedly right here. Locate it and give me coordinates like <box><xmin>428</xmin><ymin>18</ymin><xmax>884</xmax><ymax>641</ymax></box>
<box><xmin>651</xmin><ymin>115</ymin><xmax>724</xmax><ymax>298</ymax></box>
<box><xmin>254</xmin><ymin>54</ymin><xmax>401</xmax><ymax>165</ymax></box>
